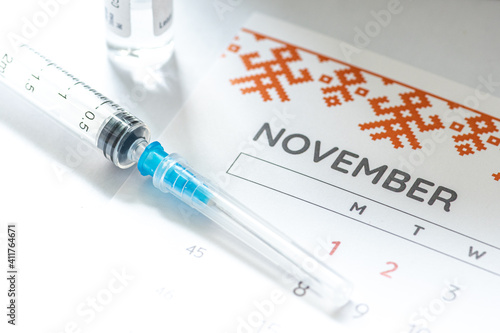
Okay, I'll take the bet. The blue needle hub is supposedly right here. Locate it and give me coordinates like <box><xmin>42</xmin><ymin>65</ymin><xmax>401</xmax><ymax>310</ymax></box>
<box><xmin>138</xmin><ymin>141</ymin><xmax>211</xmax><ymax>205</ymax></box>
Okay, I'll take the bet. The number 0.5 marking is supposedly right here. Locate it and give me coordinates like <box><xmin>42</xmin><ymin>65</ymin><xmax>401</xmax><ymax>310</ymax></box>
<box><xmin>79</xmin><ymin>111</ymin><xmax>95</xmax><ymax>132</ymax></box>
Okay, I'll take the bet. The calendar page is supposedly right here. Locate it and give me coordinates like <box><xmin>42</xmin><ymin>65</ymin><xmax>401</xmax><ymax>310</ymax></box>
<box><xmin>106</xmin><ymin>13</ymin><xmax>500</xmax><ymax>332</ymax></box>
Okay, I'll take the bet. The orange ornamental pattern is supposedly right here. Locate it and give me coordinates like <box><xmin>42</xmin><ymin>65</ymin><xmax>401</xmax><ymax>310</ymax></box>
<box><xmin>228</xmin><ymin>29</ymin><xmax>500</xmax><ymax>182</ymax></box>
<box><xmin>229</xmin><ymin>44</ymin><xmax>313</xmax><ymax>102</ymax></box>
<box><xmin>360</xmin><ymin>90</ymin><xmax>444</xmax><ymax>150</ymax></box>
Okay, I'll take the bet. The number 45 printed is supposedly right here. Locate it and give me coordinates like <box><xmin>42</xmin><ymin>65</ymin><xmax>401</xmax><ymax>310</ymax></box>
<box><xmin>186</xmin><ymin>245</ymin><xmax>206</xmax><ymax>258</ymax></box>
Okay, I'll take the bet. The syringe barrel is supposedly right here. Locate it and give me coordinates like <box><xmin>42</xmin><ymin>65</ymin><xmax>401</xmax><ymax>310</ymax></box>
<box><xmin>138</xmin><ymin>142</ymin><xmax>353</xmax><ymax>313</ymax></box>
<box><xmin>0</xmin><ymin>45</ymin><xmax>150</xmax><ymax>168</ymax></box>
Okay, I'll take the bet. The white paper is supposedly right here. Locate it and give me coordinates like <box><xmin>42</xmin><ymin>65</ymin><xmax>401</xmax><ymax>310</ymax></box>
<box><xmin>98</xmin><ymin>13</ymin><xmax>500</xmax><ymax>332</ymax></box>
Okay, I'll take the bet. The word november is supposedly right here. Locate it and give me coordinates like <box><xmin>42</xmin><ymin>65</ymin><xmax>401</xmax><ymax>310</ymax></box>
<box><xmin>253</xmin><ymin>123</ymin><xmax>457</xmax><ymax>212</ymax></box>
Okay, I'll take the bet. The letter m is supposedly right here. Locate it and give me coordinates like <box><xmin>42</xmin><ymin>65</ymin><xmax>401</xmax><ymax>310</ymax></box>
<box><xmin>350</xmin><ymin>202</ymin><xmax>367</xmax><ymax>215</ymax></box>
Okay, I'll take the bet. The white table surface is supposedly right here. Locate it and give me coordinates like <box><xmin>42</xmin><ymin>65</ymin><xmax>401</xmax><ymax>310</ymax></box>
<box><xmin>1</xmin><ymin>0</ymin><xmax>499</xmax><ymax>331</ymax></box>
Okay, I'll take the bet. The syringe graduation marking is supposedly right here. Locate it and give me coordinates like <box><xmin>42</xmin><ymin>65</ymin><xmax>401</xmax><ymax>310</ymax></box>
<box><xmin>3</xmin><ymin>45</ymin><xmax>353</xmax><ymax>312</ymax></box>
<box><xmin>20</xmin><ymin>44</ymin><xmax>125</xmax><ymax>112</ymax></box>
<box><xmin>97</xmin><ymin>100</ymin><xmax>112</xmax><ymax>109</ymax></box>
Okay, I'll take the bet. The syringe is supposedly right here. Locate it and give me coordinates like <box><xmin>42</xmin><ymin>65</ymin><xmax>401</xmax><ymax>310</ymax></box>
<box><xmin>0</xmin><ymin>45</ymin><xmax>352</xmax><ymax>313</ymax></box>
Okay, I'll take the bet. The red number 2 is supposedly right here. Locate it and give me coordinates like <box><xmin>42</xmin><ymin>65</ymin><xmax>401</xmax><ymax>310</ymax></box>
<box><xmin>380</xmin><ymin>262</ymin><xmax>398</xmax><ymax>278</ymax></box>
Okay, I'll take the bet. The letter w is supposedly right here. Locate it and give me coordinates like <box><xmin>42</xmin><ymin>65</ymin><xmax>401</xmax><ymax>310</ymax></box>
<box><xmin>468</xmin><ymin>246</ymin><xmax>486</xmax><ymax>260</ymax></box>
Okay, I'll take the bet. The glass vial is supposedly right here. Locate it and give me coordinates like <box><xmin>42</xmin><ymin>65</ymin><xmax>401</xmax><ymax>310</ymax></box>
<box><xmin>104</xmin><ymin>0</ymin><xmax>174</xmax><ymax>68</ymax></box>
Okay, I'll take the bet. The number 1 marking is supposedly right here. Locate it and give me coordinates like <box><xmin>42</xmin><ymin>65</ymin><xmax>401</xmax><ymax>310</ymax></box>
<box><xmin>330</xmin><ymin>241</ymin><xmax>341</xmax><ymax>255</ymax></box>
<box><xmin>380</xmin><ymin>262</ymin><xmax>398</xmax><ymax>278</ymax></box>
